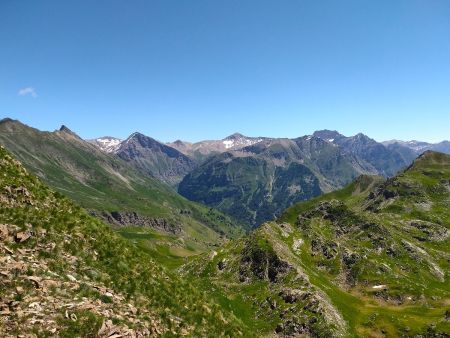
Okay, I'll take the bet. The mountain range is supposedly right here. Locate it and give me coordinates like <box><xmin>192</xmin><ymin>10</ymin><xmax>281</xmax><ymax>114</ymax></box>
<box><xmin>4</xmin><ymin>118</ymin><xmax>449</xmax><ymax>228</ymax></box>
<box><xmin>178</xmin><ymin>130</ymin><xmax>450</xmax><ymax>226</ymax></box>
<box><xmin>2</xmin><ymin>141</ymin><xmax>447</xmax><ymax>337</ymax></box>
<box><xmin>0</xmin><ymin>117</ymin><xmax>449</xmax><ymax>337</ymax></box>
<box><xmin>383</xmin><ymin>139</ymin><xmax>450</xmax><ymax>154</ymax></box>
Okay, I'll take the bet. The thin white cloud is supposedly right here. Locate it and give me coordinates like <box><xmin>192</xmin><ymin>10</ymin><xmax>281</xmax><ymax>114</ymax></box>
<box><xmin>18</xmin><ymin>87</ymin><xmax>38</xmax><ymax>98</ymax></box>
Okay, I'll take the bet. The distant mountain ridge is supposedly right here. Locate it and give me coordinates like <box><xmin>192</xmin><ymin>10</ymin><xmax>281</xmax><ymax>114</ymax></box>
<box><xmin>85</xmin><ymin>128</ymin><xmax>450</xmax><ymax>159</ymax></box>
<box><xmin>115</xmin><ymin>132</ymin><xmax>196</xmax><ymax>185</ymax></box>
<box><xmin>178</xmin><ymin>133</ymin><xmax>380</xmax><ymax>226</ymax></box>
<box><xmin>89</xmin><ymin>129</ymin><xmax>449</xmax><ymax>170</ymax></box>
<box><xmin>383</xmin><ymin>139</ymin><xmax>450</xmax><ymax>155</ymax></box>
<box><xmin>167</xmin><ymin>132</ymin><xmax>271</xmax><ymax>163</ymax></box>
<box><xmin>28</xmin><ymin>122</ymin><xmax>450</xmax><ymax>227</ymax></box>
<box><xmin>4</xmin><ymin>118</ymin><xmax>448</xmax><ymax>228</ymax></box>
<box><xmin>313</xmin><ymin>130</ymin><xmax>410</xmax><ymax>176</ymax></box>
<box><xmin>178</xmin><ymin>129</ymin><xmax>448</xmax><ymax>226</ymax></box>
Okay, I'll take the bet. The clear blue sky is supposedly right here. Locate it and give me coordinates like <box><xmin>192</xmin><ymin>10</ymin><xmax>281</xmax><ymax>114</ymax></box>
<box><xmin>1</xmin><ymin>0</ymin><xmax>449</xmax><ymax>142</ymax></box>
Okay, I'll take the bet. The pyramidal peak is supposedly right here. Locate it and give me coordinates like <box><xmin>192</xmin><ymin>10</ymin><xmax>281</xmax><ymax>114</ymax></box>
<box><xmin>127</xmin><ymin>131</ymin><xmax>143</xmax><ymax>139</ymax></box>
<box><xmin>57</xmin><ymin>125</ymin><xmax>82</xmax><ymax>139</ymax></box>
<box><xmin>224</xmin><ymin>132</ymin><xmax>246</xmax><ymax>140</ymax></box>
<box><xmin>59</xmin><ymin>125</ymin><xmax>72</xmax><ymax>132</ymax></box>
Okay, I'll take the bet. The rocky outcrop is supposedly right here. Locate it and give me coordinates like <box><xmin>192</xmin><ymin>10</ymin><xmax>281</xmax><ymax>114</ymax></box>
<box><xmin>239</xmin><ymin>237</ymin><xmax>292</xmax><ymax>283</ymax></box>
<box><xmin>0</xmin><ymin>223</ymin><xmax>165</xmax><ymax>337</ymax></box>
<box><xmin>0</xmin><ymin>185</ymin><xmax>35</xmax><ymax>207</ymax></box>
<box><xmin>89</xmin><ymin>210</ymin><xmax>182</xmax><ymax>234</ymax></box>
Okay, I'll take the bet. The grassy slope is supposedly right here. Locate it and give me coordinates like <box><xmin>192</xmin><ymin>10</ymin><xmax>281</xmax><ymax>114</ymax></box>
<box><xmin>280</xmin><ymin>151</ymin><xmax>450</xmax><ymax>336</ymax></box>
<box><xmin>183</xmin><ymin>152</ymin><xmax>450</xmax><ymax>337</ymax></box>
<box><xmin>0</xmin><ymin>119</ymin><xmax>246</xmax><ymax>260</ymax></box>
<box><xmin>0</xmin><ymin>145</ymin><xmax>251</xmax><ymax>337</ymax></box>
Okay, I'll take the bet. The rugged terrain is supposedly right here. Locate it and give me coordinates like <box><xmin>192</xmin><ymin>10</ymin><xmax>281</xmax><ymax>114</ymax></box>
<box><xmin>88</xmin><ymin>127</ymin><xmax>449</xmax><ymax>228</ymax></box>
<box><xmin>1</xmin><ymin>118</ymin><xmax>449</xmax><ymax>337</ymax></box>
<box><xmin>383</xmin><ymin>139</ymin><xmax>450</xmax><ymax>158</ymax></box>
<box><xmin>178</xmin><ymin>132</ymin><xmax>408</xmax><ymax>227</ymax></box>
<box><xmin>115</xmin><ymin>132</ymin><xmax>197</xmax><ymax>186</ymax></box>
<box><xmin>182</xmin><ymin>151</ymin><xmax>450</xmax><ymax>337</ymax></box>
<box><xmin>168</xmin><ymin>133</ymin><xmax>269</xmax><ymax>163</ymax></box>
<box><xmin>0</xmin><ymin>119</ymin><xmax>246</xmax><ymax>261</ymax></box>
<box><xmin>0</xmin><ymin>145</ymin><xmax>250</xmax><ymax>337</ymax></box>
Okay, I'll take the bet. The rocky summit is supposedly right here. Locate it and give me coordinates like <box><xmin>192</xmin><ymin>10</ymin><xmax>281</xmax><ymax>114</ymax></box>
<box><xmin>115</xmin><ymin>132</ymin><xmax>197</xmax><ymax>186</ymax></box>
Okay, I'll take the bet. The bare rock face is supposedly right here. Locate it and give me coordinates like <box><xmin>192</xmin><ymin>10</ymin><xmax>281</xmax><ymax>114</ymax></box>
<box><xmin>90</xmin><ymin>210</ymin><xmax>182</xmax><ymax>234</ymax></box>
<box><xmin>239</xmin><ymin>237</ymin><xmax>292</xmax><ymax>283</ymax></box>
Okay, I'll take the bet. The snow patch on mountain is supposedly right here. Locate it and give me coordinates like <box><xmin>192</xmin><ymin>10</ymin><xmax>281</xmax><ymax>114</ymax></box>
<box><xmin>382</xmin><ymin>140</ymin><xmax>432</xmax><ymax>152</ymax></box>
<box><xmin>90</xmin><ymin>137</ymin><xmax>123</xmax><ymax>153</ymax></box>
<box><xmin>222</xmin><ymin>136</ymin><xmax>263</xmax><ymax>149</ymax></box>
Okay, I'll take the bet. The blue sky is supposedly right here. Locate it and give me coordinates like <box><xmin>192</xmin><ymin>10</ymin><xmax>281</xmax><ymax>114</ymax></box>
<box><xmin>1</xmin><ymin>0</ymin><xmax>449</xmax><ymax>142</ymax></box>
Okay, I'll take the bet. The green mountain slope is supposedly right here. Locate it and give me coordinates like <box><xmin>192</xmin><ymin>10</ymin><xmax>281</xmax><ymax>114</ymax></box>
<box><xmin>182</xmin><ymin>151</ymin><xmax>450</xmax><ymax>337</ymax></box>
<box><xmin>0</xmin><ymin>119</ymin><xmax>246</xmax><ymax>259</ymax></box>
<box><xmin>0</xmin><ymin>145</ymin><xmax>250</xmax><ymax>337</ymax></box>
<box><xmin>179</xmin><ymin>136</ymin><xmax>371</xmax><ymax>227</ymax></box>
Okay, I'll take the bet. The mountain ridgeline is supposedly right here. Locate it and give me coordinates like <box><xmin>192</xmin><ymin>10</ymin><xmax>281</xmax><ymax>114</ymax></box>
<box><xmin>178</xmin><ymin>131</ymin><xmax>430</xmax><ymax>227</ymax></box>
<box><xmin>89</xmin><ymin>128</ymin><xmax>448</xmax><ymax>227</ymax></box>
<box><xmin>4</xmin><ymin>118</ymin><xmax>449</xmax><ymax>229</ymax></box>
<box><xmin>115</xmin><ymin>132</ymin><xmax>197</xmax><ymax>186</ymax></box>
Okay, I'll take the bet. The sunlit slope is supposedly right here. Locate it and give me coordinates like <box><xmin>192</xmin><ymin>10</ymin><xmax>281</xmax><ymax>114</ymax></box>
<box><xmin>0</xmin><ymin>145</ymin><xmax>250</xmax><ymax>337</ymax></box>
